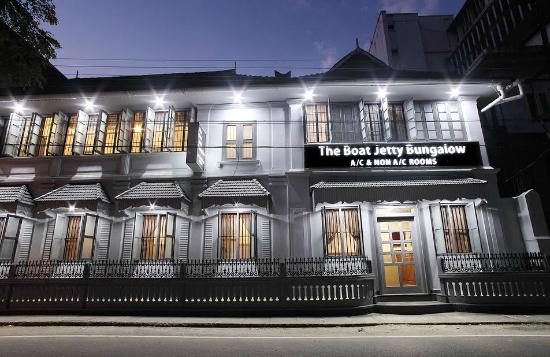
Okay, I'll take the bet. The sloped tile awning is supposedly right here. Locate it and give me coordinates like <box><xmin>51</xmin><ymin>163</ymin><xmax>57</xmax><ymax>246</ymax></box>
<box><xmin>35</xmin><ymin>183</ymin><xmax>110</xmax><ymax>210</ymax></box>
<box><xmin>115</xmin><ymin>182</ymin><xmax>190</xmax><ymax>210</ymax></box>
<box><xmin>311</xmin><ymin>178</ymin><xmax>488</xmax><ymax>205</ymax></box>
<box><xmin>198</xmin><ymin>179</ymin><xmax>270</xmax><ymax>209</ymax></box>
<box><xmin>0</xmin><ymin>185</ymin><xmax>34</xmax><ymax>214</ymax></box>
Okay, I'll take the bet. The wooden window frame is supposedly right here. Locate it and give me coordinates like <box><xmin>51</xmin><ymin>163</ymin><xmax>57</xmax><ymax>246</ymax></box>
<box><xmin>321</xmin><ymin>206</ymin><xmax>364</xmax><ymax>257</ymax></box>
<box><xmin>139</xmin><ymin>213</ymin><xmax>176</xmax><ymax>261</ymax></box>
<box><xmin>63</xmin><ymin>214</ymin><xmax>98</xmax><ymax>261</ymax></box>
<box><xmin>218</xmin><ymin>211</ymin><xmax>256</xmax><ymax>260</ymax></box>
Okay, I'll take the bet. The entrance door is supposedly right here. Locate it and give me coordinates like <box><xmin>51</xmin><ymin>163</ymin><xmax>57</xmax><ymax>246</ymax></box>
<box><xmin>377</xmin><ymin>218</ymin><xmax>423</xmax><ymax>294</ymax></box>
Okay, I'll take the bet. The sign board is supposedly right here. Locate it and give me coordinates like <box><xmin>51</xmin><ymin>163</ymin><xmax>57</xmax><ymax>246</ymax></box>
<box><xmin>304</xmin><ymin>142</ymin><xmax>482</xmax><ymax>169</ymax></box>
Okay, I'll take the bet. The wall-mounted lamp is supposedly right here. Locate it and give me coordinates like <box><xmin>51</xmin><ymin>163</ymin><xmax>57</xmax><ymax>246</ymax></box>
<box><xmin>377</xmin><ymin>88</ymin><xmax>387</xmax><ymax>99</ymax></box>
<box><xmin>303</xmin><ymin>89</ymin><xmax>314</xmax><ymax>101</ymax></box>
<box><xmin>154</xmin><ymin>96</ymin><xmax>165</xmax><ymax>109</ymax></box>
<box><xmin>450</xmin><ymin>87</ymin><xmax>460</xmax><ymax>99</ymax></box>
<box><xmin>68</xmin><ymin>204</ymin><xmax>76</xmax><ymax>211</ymax></box>
<box><xmin>13</xmin><ymin>101</ymin><xmax>25</xmax><ymax>113</ymax></box>
<box><xmin>83</xmin><ymin>99</ymin><xmax>95</xmax><ymax>112</ymax></box>
<box><xmin>233</xmin><ymin>92</ymin><xmax>243</xmax><ymax>104</ymax></box>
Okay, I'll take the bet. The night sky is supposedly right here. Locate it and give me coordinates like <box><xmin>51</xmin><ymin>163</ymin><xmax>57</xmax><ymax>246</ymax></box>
<box><xmin>48</xmin><ymin>0</ymin><xmax>465</xmax><ymax>78</ymax></box>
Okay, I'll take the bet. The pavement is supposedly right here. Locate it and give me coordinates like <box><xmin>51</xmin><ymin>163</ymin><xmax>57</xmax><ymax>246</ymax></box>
<box><xmin>0</xmin><ymin>312</ymin><xmax>550</xmax><ymax>327</ymax></box>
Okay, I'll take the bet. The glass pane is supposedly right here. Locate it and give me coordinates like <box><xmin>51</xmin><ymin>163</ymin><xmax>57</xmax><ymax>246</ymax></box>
<box><xmin>243</xmin><ymin>124</ymin><xmax>253</xmax><ymax>140</ymax></box>
<box><xmin>164</xmin><ymin>237</ymin><xmax>174</xmax><ymax>259</ymax></box>
<box><xmin>405</xmin><ymin>252</ymin><xmax>414</xmax><ymax>262</ymax></box>
<box><xmin>341</xmin><ymin>208</ymin><xmax>361</xmax><ymax>256</ymax></box>
<box><xmin>80</xmin><ymin>237</ymin><xmax>94</xmax><ymax>260</ymax></box>
<box><xmin>0</xmin><ymin>239</ymin><xmax>16</xmax><ymax>260</ymax></box>
<box><xmin>141</xmin><ymin>215</ymin><xmax>158</xmax><ymax>260</ymax></box>
<box><xmin>239</xmin><ymin>213</ymin><xmax>252</xmax><ymax>259</ymax></box>
<box><xmin>401</xmin><ymin>221</ymin><xmax>411</xmax><ymax>230</ymax></box>
<box><xmin>382</xmin><ymin>243</ymin><xmax>391</xmax><ymax>253</ymax></box>
<box><xmin>242</xmin><ymin>141</ymin><xmax>253</xmax><ymax>159</ymax></box>
<box><xmin>384</xmin><ymin>265</ymin><xmax>400</xmax><ymax>287</ymax></box>
<box><xmin>383</xmin><ymin>254</ymin><xmax>392</xmax><ymax>263</ymax></box>
<box><xmin>395</xmin><ymin>253</ymin><xmax>402</xmax><ymax>263</ymax></box>
<box><xmin>379</xmin><ymin>222</ymin><xmax>389</xmax><ymax>231</ymax></box>
<box><xmin>4</xmin><ymin>217</ymin><xmax>21</xmax><ymax>238</ymax></box>
<box><xmin>389</xmin><ymin>221</ymin><xmax>400</xmax><ymax>230</ymax></box>
<box><xmin>391</xmin><ymin>232</ymin><xmax>401</xmax><ymax>240</ymax></box>
<box><xmin>131</xmin><ymin>112</ymin><xmax>145</xmax><ymax>153</ymax></box>
<box><xmin>221</xmin><ymin>213</ymin><xmax>237</xmax><ymax>259</ymax></box>
<box><xmin>401</xmin><ymin>265</ymin><xmax>417</xmax><ymax>286</ymax></box>
<box><xmin>380</xmin><ymin>232</ymin><xmax>390</xmax><ymax>241</ymax></box>
<box><xmin>226</xmin><ymin>125</ymin><xmax>237</xmax><ymax>140</ymax></box>
<box><xmin>324</xmin><ymin>209</ymin><xmax>342</xmax><ymax>256</ymax></box>
<box><xmin>403</xmin><ymin>231</ymin><xmax>411</xmax><ymax>240</ymax></box>
<box><xmin>404</xmin><ymin>242</ymin><xmax>413</xmax><ymax>251</ymax></box>
<box><xmin>226</xmin><ymin>144</ymin><xmax>237</xmax><ymax>159</ymax></box>
<box><xmin>64</xmin><ymin>216</ymin><xmax>82</xmax><ymax>261</ymax></box>
<box><xmin>84</xmin><ymin>216</ymin><xmax>97</xmax><ymax>236</ymax></box>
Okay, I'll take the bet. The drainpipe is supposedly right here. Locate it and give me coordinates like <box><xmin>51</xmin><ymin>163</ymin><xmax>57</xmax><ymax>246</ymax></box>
<box><xmin>480</xmin><ymin>80</ymin><xmax>524</xmax><ymax>113</ymax></box>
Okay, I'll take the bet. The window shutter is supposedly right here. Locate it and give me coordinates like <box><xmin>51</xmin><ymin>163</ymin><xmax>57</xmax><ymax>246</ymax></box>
<box><xmin>175</xmin><ymin>216</ymin><xmax>190</xmax><ymax>261</ymax></box>
<box><xmin>41</xmin><ymin>218</ymin><xmax>56</xmax><ymax>260</ymax></box>
<box><xmin>119</xmin><ymin>108</ymin><xmax>133</xmax><ymax>153</ymax></box>
<box><xmin>1</xmin><ymin>215</ymin><xmax>21</xmax><ymax>260</ymax></box>
<box><xmin>465</xmin><ymin>202</ymin><xmax>482</xmax><ymax>253</ymax></box>
<box><xmin>15</xmin><ymin>218</ymin><xmax>34</xmax><ymax>262</ymax></box>
<box><xmin>429</xmin><ymin>204</ymin><xmax>446</xmax><ymax>254</ymax></box>
<box><xmin>202</xmin><ymin>217</ymin><xmax>215</xmax><ymax>259</ymax></box>
<box><xmin>121</xmin><ymin>216</ymin><xmax>135</xmax><ymax>260</ymax></box>
<box><xmin>143</xmin><ymin>107</ymin><xmax>155</xmax><ymax>152</ymax></box>
<box><xmin>26</xmin><ymin>113</ymin><xmax>43</xmax><ymax>156</ymax></box>
<box><xmin>358</xmin><ymin>99</ymin><xmax>368</xmax><ymax>142</ymax></box>
<box><xmin>47</xmin><ymin>112</ymin><xmax>68</xmax><ymax>156</ymax></box>
<box><xmin>132</xmin><ymin>214</ymin><xmax>143</xmax><ymax>259</ymax></box>
<box><xmin>404</xmin><ymin>99</ymin><xmax>417</xmax><ymax>141</ymax></box>
<box><xmin>94</xmin><ymin>111</ymin><xmax>108</xmax><ymax>154</ymax></box>
<box><xmin>94</xmin><ymin>217</ymin><xmax>111</xmax><ymax>260</ymax></box>
<box><xmin>257</xmin><ymin>215</ymin><xmax>272</xmax><ymax>259</ymax></box>
<box><xmin>381</xmin><ymin>96</ymin><xmax>392</xmax><ymax>141</ymax></box>
<box><xmin>73</xmin><ymin>110</ymin><xmax>88</xmax><ymax>155</ymax></box>
<box><xmin>165</xmin><ymin>106</ymin><xmax>176</xmax><ymax>152</ymax></box>
<box><xmin>49</xmin><ymin>214</ymin><xmax>68</xmax><ymax>260</ymax></box>
<box><xmin>2</xmin><ymin>113</ymin><xmax>25</xmax><ymax>157</ymax></box>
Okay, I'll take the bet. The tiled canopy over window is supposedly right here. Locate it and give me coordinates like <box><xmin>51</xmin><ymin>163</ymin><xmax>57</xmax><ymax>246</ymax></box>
<box><xmin>304</xmin><ymin>100</ymin><xmax>465</xmax><ymax>144</ymax></box>
<box><xmin>2</xmin><ymin>107</ymin><xmax>190</xmax><ymax>158</ymax></box>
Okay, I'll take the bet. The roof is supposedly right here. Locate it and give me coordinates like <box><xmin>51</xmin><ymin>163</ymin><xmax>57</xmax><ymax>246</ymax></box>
<box><xmin>198</xmin><ymin>179</ymin><xmax>270</xmax><ymax>198</ymax></box>
<box><xmin>115</xmin><ymin>182</ymin><xmax>190</xmax><ymax>201</ymax></box>
<box><xmin>35</xmin><ymin>183</ymin><xmax>110</xmax><ymax>203</ymax></box>
<box><xmin>311</xmin><ymin>178</ymin><xmax>487</xmax><ymax>189</ymax></box>
<box><xmin>0</xmin><ymin>185</ymin><xmax>34</xmax><ymax>205</ymax></box>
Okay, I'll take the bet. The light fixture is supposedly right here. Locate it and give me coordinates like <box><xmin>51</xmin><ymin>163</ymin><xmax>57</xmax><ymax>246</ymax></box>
<box><xmin>154</xmin><ymin>96</ymin><xmax>165</xmax><ymax>109</ymax></box>
<box><xmin>233</xmin><ymin>91</ymin><xmax>243</xmax><ymax>104</ymax></box>
<box><xmin>83</xmin><ymin>99</ymin><xmax>95</xmax><ymax>112</ymax></box>
<box><xmin>377</xmin><ymin>88</ymin><xmax>387</xmax><ymax>99</ymax></box>
<box><xmin>149</xmin><ymin>202</ymin><xmax>156</xmax><ymax>210</ymax></box>
<box><xmin>304</xmin><ymin>89</ymin><xmax>314</xmax><ymax>101</ymax></box>
<box><xmin>450</xmin><ymin>87</ymin><xmax>460</xmax><ymax>99</ymax></box>
<box><xmin>13</xmin><ymin>101</ymin><xmax>25</xmax><ymax>113</ymax></box>
<box><xmin>68</xmin><ymin>204</ymin><xmax>76</xmax><ymax>211</ymax></box>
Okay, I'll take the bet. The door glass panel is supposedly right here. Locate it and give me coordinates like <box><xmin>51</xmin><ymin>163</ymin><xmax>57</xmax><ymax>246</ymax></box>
<box><xmin>381</xmin><ymin>232</ymin><xmax>390</xmax><ymax>241</ymax></box>
<box><xmin>384</xmin><ymin>265</ymin><xmax>400</xmax><ymax>287</ymax></box>
<box><xmin>402</xmin><ymin>265</ymin><xmax>417</xmax><ymax>286</ymax></box>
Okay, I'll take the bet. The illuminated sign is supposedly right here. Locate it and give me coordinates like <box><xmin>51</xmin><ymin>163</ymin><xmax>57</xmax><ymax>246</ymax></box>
<box><xmin>304</xmin><ymin>142</ymin><xmax>482</xmax><ymax>169</ymax></box>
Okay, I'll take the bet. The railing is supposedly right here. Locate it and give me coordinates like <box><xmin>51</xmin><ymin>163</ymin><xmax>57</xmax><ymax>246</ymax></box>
<box><xmin>438</xmin><ymin>253</ymin><xmax>550</xmax><ymax>309</ymax></box>
<box><xmin>439</xmin><ymin>253</ymin><xmax>549</xmax><ymax>273</ymax></box>
<box><xmin>0</xmin><ymin>257</ymin><xmax>375</xmax><ymax>314</ymax></box>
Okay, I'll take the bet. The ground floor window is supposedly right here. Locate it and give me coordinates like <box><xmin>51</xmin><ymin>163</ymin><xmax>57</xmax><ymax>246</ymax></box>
<box><xmin>322</xmin><ymin>207</ymin><xmax>362</xmax><ymax>257</ymax></box>
<box><xmin>220</xmin><ymin>212</ymin><xmax>255</xmax><ymax>260</ymax></box>
<box><xmin>0</xmin><ymin>216</ymin><xmax>22</xmax><ymax>261</ymax></box>
<box><xmin>430</xmin><ymin>203</ymin><xmax>480</xmax><ymax>254</ymax></box>
<box><xmin>140</xmin><ymin>214</ymin><xmax>175</xmax><ymax>260</ymax></box>
<box><xmin>63</xmin><ymin>215</ymin><xmax>98</xmax><ymax>261</ymax></box>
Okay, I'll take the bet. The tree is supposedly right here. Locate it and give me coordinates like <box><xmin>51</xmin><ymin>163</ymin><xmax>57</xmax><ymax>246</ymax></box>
<box><xmin>0</xmin><ymin>0</ymin><xmax>60</xmax><ymax>88</ymax></box>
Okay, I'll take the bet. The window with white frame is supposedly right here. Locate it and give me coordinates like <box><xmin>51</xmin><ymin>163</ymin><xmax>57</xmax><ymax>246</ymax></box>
<box><xmin>130</xmin><ymin>109</ymin><xmax>189</xmax><ymax>153</ymax></box>
<box><xmin>140</xmin><ymin>214</ymin><xmax>175</xmax><ymax>260</ymax></box>
<box><xmin>0</xmin><ymin>216</ymin><xmax>22</xmax><ymax>261</ymax></box>
<box><xmin>220</xmin><ymin>212</ymin><xmax>256</xmax><ymax>260</ymax></box>
<box><xmin>359</xmin><ymin>101</ymin><xmax>383</xmax><ymax>142</ymax></box>
<box><xmin>322</xmin><ymin>207</ymin><xmax>363</xmax><ymax>257</ymax></box>
<box><xmin>223</xmin><ymin>123</ymin><xmax>255</xmax><ymax>160</ymax></box>
<box><xmin>414</xmin><ymin>102</ymin><xmax>465</xmax><ymax>141</ymax></box>
<box><xmin>430</xmin><ymin>203</ymin><xmax>481</xmax><ymax>254</ymax></box>
<box><xmin>304</xmin><ymin>103</ymin><xmax>329</xmax><ymax>143</ymax></box>
<box><xmin>63</xmin><ymin>215</ymin><xmax>98</xmax><ymax>261</ymax></box>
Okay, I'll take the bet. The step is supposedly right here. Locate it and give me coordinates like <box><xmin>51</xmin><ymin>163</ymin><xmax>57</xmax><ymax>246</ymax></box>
<box><xmin>375</xmin><ymin>294</ymin><xmax>437</xmax><ymax>303</ymax></box>
<box><xmin>373</xmin><ymin>301</ymin><xmax>454</xmax><ymax>315</ymax></box>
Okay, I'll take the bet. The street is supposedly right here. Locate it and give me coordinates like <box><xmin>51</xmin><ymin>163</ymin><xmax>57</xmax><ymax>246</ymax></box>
<box><xmin>0</xmin><ymin>324</ymin><xmax>549</xmax><ymax>356</ymax></box>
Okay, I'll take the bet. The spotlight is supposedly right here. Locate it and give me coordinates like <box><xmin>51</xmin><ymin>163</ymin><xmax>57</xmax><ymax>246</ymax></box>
<box><xmin>149</xmin><ymin>203</ymin><xmax>156</xmax><ymax>210</ymax></box>
<box><xmin>13</xmin><ymin>101</ymin><xmax>25</xmax><ymax>113</ymax></box>
<box><xmin>450</xmin><ymin>87</ymin><xmax>460</xmax><ymax>99</ymax></box>
<box><xmin>154</xmin><ymin>96</ymin><xmax>165</xmax><ymax>109</ymax></box>
<box><xmin>304</xmin><ymin>89</ymin><xmax>314</xmax><ymax>101</ymax></box>
<box><xmin>377</xmin><ymin>88</ymin><xmax>387</xmax><ymax>99</ymax></box>
<box><xmin>233</xmin><ymin>92</ymin><xmax>243</xmax><ymax>104</ymax></box>
<box><xmin>68</xmin><ymin>204</ymin><xmax>76</xmax><ymax>211</ymax></box>
<box><xmin>83</xmin><ymin>99</ymin><xmax>95</xmax><ymax>112</ymax></box>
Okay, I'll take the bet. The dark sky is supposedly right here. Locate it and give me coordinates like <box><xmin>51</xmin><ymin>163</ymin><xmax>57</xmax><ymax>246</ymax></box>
<box><xmin>49</xmin><ymin>0</ymin><xmax>465</xmax><ymax>78</ymax></box>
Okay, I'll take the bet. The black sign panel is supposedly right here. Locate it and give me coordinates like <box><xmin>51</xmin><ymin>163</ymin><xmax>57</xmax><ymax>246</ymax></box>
<box><xmin>304</xmin><ymin>142</ymin><xmax>482</xmax><ymax>169</ymax></box>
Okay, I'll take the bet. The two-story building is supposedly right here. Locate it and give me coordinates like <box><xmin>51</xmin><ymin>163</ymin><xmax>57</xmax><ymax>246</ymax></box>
<box><xmin>0</xmin><ymin>46</ymin><xmax>547</xmax><ymax>302</ymax></box>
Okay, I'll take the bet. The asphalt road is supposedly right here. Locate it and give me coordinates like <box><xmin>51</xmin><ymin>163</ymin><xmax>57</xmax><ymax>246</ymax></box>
<box><xmin>0</xmin><ymin>324</ymin><xmax>549</xmax><ymax>356</ymax></box>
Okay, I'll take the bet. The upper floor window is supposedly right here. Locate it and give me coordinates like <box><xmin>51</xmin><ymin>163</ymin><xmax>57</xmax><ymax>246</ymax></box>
<box><xmin>0</xmin><ymin>216</ymin><xmax>22</xmax><ymax>261</ymax></box>
<box><xmin>430</xmin><ymin>203</ymin><xmax>480</xmax><ymax>254</ymax></box>
<box><xmin>304</xmin><ymin>103</ymin><xmax>329</xmax><ymax>143</ymax></box>
<box><xmin>413</xmin><ymin>102</ymin><xmax>465</xmax><ymax>141</ymax></box>
<box><xmin>223</xmin><ymin>123</ymin><xmax>255</xmax><ymax>160</ymax></box>
<box><xmin>63</xmin><ymin>214</ymin><xmax>98</xmax><ymax>261</ymax></box>
<box><xmin>131</xmin><ymin>108</ymin><xmax>189</xmax><ymax>153</ymax></box>
<box><xmin>220</xmin><ymin>212</ymin><xmax>255</xmax><ymax>260</ymax></box>
<box><xmin>322</xmin><ymin>207</ymin><xmax>362</xmax><ymax>257</ymax></box>
<box><xmin>359</xmin><ymin>102</ymin><xmax>383</xmax><ymax>141</ymax></box>
<box><xmin>140</xmin><ymin>213</ymin><xmax>175</xmax><ymax>260</ymax></box>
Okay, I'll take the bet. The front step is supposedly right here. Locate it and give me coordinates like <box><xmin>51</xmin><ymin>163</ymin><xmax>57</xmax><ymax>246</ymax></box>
<box><xmin>373</xmin><ymin>294</ymin><xmax>453</xmax><ymax>314</ymax></box>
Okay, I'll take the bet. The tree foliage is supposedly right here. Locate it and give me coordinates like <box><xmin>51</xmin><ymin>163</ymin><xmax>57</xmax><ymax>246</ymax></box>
<box><xmin>0</xmin><ymin>0</ymin><xmax>60</xmax><ymax>88</ymax></box>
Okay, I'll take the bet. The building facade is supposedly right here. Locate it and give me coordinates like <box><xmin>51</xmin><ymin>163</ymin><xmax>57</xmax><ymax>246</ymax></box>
<box><xmin>0</xmin><ymin>47</ymin><xmax>547</xmax><ymax>303</ymax></box>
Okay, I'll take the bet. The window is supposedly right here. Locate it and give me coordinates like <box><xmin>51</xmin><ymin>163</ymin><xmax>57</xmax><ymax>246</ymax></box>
<box><xmin>103</xmin><ymin>113</ymin><xmax>120</xmax><ymax>154</ymax></box>
<box><xmin>140</xmin><ymin>214</ymin><xmax>175</xmax><ymax>260</ymax></box>
<box><xmin>385</xmin><ymin>103</ymin><xmax>408</xmax><ymax>141</ymax></box>
<box><xmin>414</xmin><ymin>102</ymin><xmax>465</xmax><ymax>140</ymax></box>
<box><xmin>223</xmin><ymin>123</ymin><xmax>255</xmax><ymax>160</ymax></box>
<box><xmin>37</xmin><ymin>115</ymin><xmax>54</xmax><ymax>156</ymax></box>
<box><xmin>1</xmin><ymin>113</ymin><xmax>44</xmax><ymax>157</ymax></box>
<box><xmin>83</xmin><ymin>114</ymin><xmax>99</xmax><ymax>155</ymax></box>
<box><xmin>63</xmin><ymin>215</ymin><xmax>97</xmax><ymax>261</ymax></box>
<box><xmin>330</xmin><ymin>102</ymin><xmax>362</xmax><ymax>143</ymax></box>
<box><xmin>304</xmin><ymin>103</ymin><xmax>329</xmax><ymax>143</ymax></box>
<box><xmin>63</xmin><ymin>114</ymin><xmax>78</xmax><ymax>155</ymax></box>
<box><xmin>431</xmin><ymin>204</ymin><xmax>480</xmax><ymax>254</ymax></box>
<box><xmin>152</xmin><ymin>111</ymin><xmax>168</xmax><ymax>152</ymax></box>
<box><xmin>323</xmin><ymin>207</ymin><xmax>362</xmax><ymax>257</ymax></box>
<box><xmin>173</xmin><ymin>110</ymin><xmax>190</xmax><ymax>151</ymax></box>
<box><xmin>359</xmin><ymin>102</ymin><xmax>383</xmax><ymax>141</ymax></box>
<box><xmin>0</xmin><ymin>216</ymin><xmax>22</xmax><ymax>261</ymax></box>
<box><xmin>130</xmin><ymin>108</ymin><xmax>188</xmax><ymax>153</ymax></box>
<box><xmin>220</xmin><ymin>212</ymin><xmax>255</xmax><ymax>260</ymax></box>
<box><xmin>131</xmin><ymin>112</ymin><xmax>145</xmax><ymax>153</ymax></box>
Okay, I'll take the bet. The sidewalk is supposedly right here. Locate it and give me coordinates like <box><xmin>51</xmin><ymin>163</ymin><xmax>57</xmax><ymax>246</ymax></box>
<box><xmin>0</xmin><ymin>312</ymin><xmax>549</xmax><ymax>328</ymax></box>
